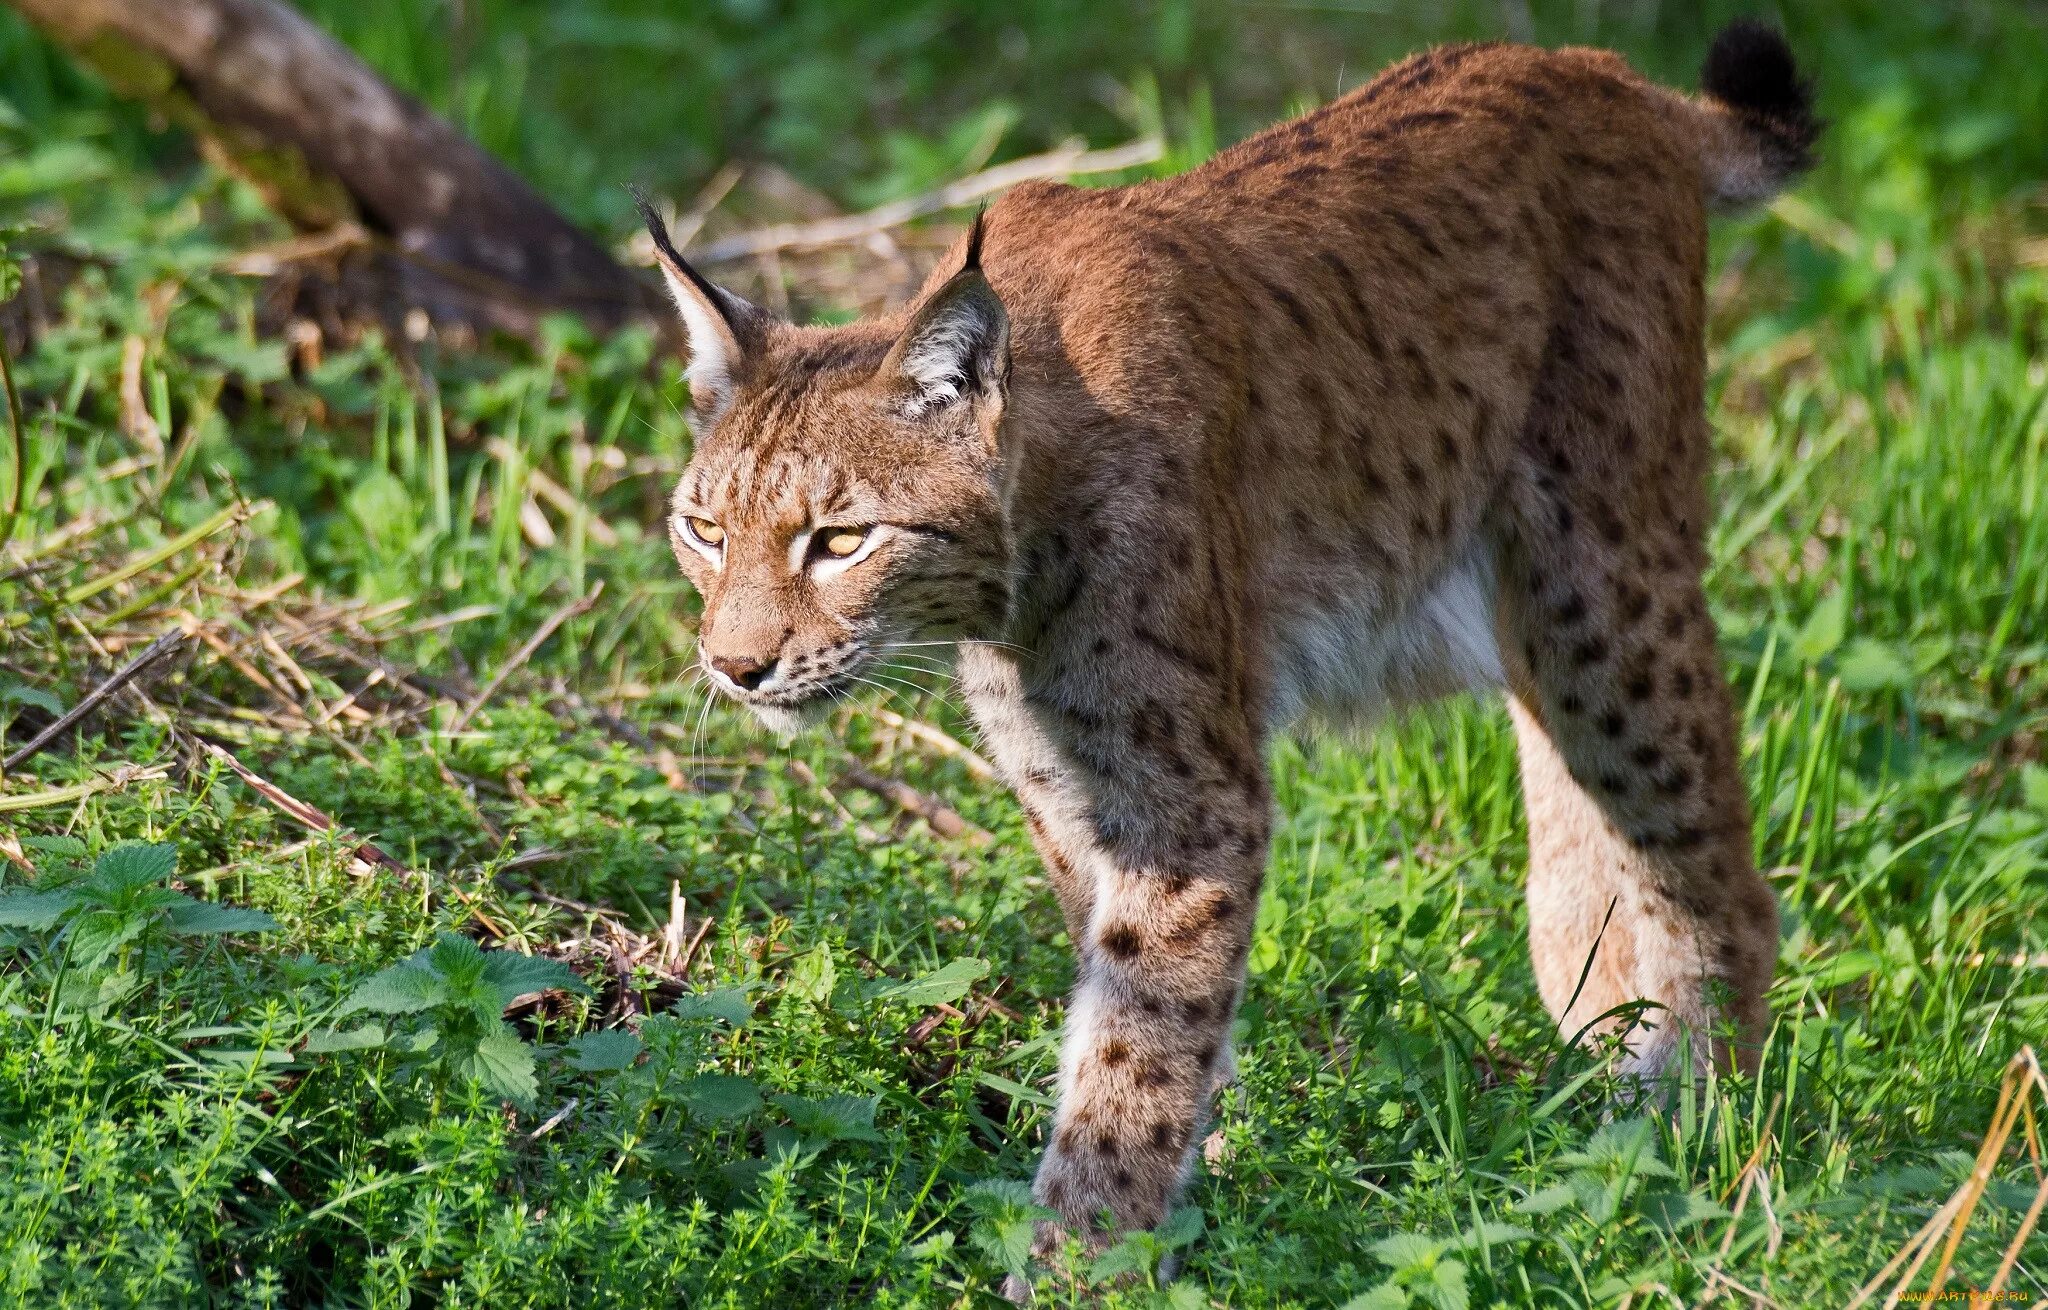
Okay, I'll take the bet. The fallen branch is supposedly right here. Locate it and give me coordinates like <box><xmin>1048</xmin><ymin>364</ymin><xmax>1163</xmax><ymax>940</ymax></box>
<box><xmin>0</xmin><ymin>762</ymin><xmax>170</xmax><ymax>814</ymax></box>
<box><xmin>869</xmin><ymin>706</ymin><xmax>997</xmax><ymax>780</ymax></box>
<box><xmin>837</xmin><ymin>760</ymin><xmax>994</xmax><ymax>847</ymax></box>
<box><xmin>6</xmin><ymin>0</ymin><xmax>654</xmax><ymax>334</ymax></box>
<box><xmin>4</xmin><ymin>626</ymin><xmax>185</xmax><ymax>773</ymax></box>
<box><xmin>197</xmin><ymin>739</ymin><xmax>409</xmax><ymax>879</ymax></box>
<box><xmin>684</xmin><ymin>136</ymin><xmax>1163</xmax><ymax>264</ymax></box>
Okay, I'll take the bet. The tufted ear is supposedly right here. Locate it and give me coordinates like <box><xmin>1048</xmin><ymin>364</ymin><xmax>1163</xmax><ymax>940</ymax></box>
<box><xmin>631</xmin><ymin>186</ymin><xmax>771</xmax><ymax>419</ymax></box>
<box><xmin>879</xmin><ymin>212</ymin><xmax>1009</xmax><ymax>415</ymax></box>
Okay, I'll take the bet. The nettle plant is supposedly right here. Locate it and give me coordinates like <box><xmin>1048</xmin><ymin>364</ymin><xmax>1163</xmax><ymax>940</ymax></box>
<box><xmin>309</xmin><ymin>931</ymin><xmax>592</xmax><ymax>1109</ymax></box>
<box><xmin>0</xmin><ymin>839</ymin><xmax>278</xmax><ymax>1012</ymax></box>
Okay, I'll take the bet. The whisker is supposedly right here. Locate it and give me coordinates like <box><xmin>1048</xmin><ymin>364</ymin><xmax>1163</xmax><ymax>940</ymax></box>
<box><xmin>881</xmin><ymin>656</ymin><xmax>952</xmax><ymax>677</ymax></box>
<box><xmin>851</xmin><ymin>674</ymin><xmax>925</xmax><ymax>714</ymax></box>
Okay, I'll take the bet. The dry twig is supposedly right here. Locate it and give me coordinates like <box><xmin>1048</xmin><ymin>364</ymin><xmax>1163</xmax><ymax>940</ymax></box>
<box><xmin>450</xmin><ymin>583</ymin><xmax>604</xmax><ymax>732</ymax></box>
<box><xmin>4</xmin><ymin>627</ymin><xmax>185</xmax><ymax>773</ymax></box>
<box><xmin>836</xmin><ymin>760</ymin><xmax>993</xmax><ymax>847</ymax></box>
<box><xmin>196</xmin><ymin>739</ymin><xmax>410</xmax><ymax>879</ymax></box>
<box><xmin>683</xmin><ymin>136</ymin><xmax>1162</xmax><ymax>264</ymax></box>
<box><xmin>1847</xmin><ymin>1045</ymin><xmax>2048</xmax><ymax>1308</ymax></box>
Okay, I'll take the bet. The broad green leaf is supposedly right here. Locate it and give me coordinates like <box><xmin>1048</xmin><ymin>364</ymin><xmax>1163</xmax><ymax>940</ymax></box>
<box><xmin>864</xmin><ymin>956</ymin><xmax>990</xmax><ymax>1007</ymax></box>
<box><xmin>0</xmin><ymin>683</ymin><xmax>64</xmax><ymax>716</ymax></box>
<box><xmin>1429</xmin><ymin>1258</ymin><xmax>1470</xmax><ymax>1310</ymax></box>
<box><xmin>1515</xmin><ymin>1184</ymin><xmax>1576</xmax><ymax>1216</ymax></box>
<box><xmin>197</xmin><ymin>1047</ymin><xmax>294</xmax><ymax>1073</ymax></box>
<box><xmin>1569</xmin><ymin>1117</ymin><xmax>1674</xmax><ymax>1177</ymax></box>
<box><xmin>1160</xmin><ymin>1205</ymin><xmax>1205</xmax><ymax>1249</ymax></box>
<box><xmin>90</xmin><ymin>842</ymin><xmax>177</xmax><ymax>893</ymax></box>
<box><xmin>2018</xmin><ymin>763</ymin><xmax>2048</xmax><ymax>814</ymax></box>
<box><xmin>1806</xmin><ymin>948</ymin><xmax>1881</xmax><ymax>990</ymax></box>
<box><xmin>970</xmin><ymin>1214</ymin><xmax>1036</xmax><ymax>1282</ymax></box>
<box><xmin>303</xmin><ymin>1024</ymin><xmax>387</xmax><ymax>1053</ymax></box>
<box><xmin>341</xmin><ymin>959</ymin><xmax>451</xmax><ymax>1015</ymax></box>
<box><xmin>1337</xmin><ymin>1284</ymin><xmax>1409</xmax><ymax>1310</ymax></box>
<box><xmin>963</xmin><ymin>1178</ymin><xmax>1036</xmax><ymax>1212</ymax></box>
<box><xmin>0</xmin><ymin>889</ymin><xmax>77</xmax><ymax>929</ymax></box>
<box><xmin>66</xmin><ymin>908</ymin><xmax>154</xmax><ymax>967</ymax></box>
<box><xmin>787</xmin><ymin>946</ymin><xmax>836</xmax><ymax>1004</ymax></box>
<box><xmin>1449</xmin><ymin>1220</ymin><xmax>1533</xmax><ymax>1250</ymax></box>
<box><xmin>1369</xmin><ymin>1231</ymin><xmax>1444</xmax><ymax>1270</ymax></box>
<box><xmin>564</xmin><ymin>1029</ymin><xmax>643</xmax><ymax>1071</ymax></box>
<box><xmin>772</xmin><ymin>1092</ymin><xmax>883</xmax><ymax>1142</ymax></box>
<box><xmin>1087</xmin><ymin>1234</ymin><xmax>1151</xmax><ymax>1284</ymax></box>
<box><xmin>1836</xmin><ymin>638</ymin><xmax>1915</xmax><ymax>692</ymax></box>
<box><xmin>461</xmin><ymin>1028</ymin><xmax>539</xmax><ymax>1107</ymax></box>
<box><xmin>423</xmin><ymin>933</ymin><xmax>490</xmax><ymax>990</ymax></box>
<box><xmin>478</xmin><ymin>946</ymin><xmax>587</xmax><ymax>1008</ymax></box>
<box><xmin>164</xmin><ymin>898</ymin><xmax>280</xmax><ymax>935</ymax></box>
<box><xmin>1793</xmin><ymin>591</ymin><xmax>1847</xmax><ymax>663</ymax></box>
<box><xmin>21</xmin><ymin>835</ymin><xmax>87</xmax><ymax>861</ymax></box>
<box><xmin>671</xmin><ymin>987</ymin><xmax>752</xmax><ymax>1027</ymax></box>
<box><xmin>677</xmin><ymin>1074</ymin><xmax>763</xmax><ymax>1121</ymax></box>
<box><xmin>1640</xmin><ymin>1188</ymin><xmax>1729</xmax><ymax>1230</ymax></box>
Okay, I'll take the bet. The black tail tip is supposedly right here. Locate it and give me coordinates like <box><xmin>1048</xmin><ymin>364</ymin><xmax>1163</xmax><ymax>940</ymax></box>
<box><xmin>1701</xmin><ymin>19</ymin><xmax>1816</xmax><ymax>132</ymax></box>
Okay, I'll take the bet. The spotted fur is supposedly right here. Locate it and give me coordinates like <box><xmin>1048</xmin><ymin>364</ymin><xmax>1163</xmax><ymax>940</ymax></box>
<box><xmin>640</xmin><ymin>23</ymin><xmax>1815</xmax><ymax>1276</ymax></box>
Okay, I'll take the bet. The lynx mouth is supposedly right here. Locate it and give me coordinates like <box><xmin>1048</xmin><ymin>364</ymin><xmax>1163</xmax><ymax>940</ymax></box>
<box><xmin>714</xmin><ymin>670</ymin><xmax>855</xmax><ymax>737</ymax></box>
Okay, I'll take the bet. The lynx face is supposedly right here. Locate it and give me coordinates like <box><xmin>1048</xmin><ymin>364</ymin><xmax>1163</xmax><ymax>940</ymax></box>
<box><xmin>636</xmin><ymin>198</ymin><xmax>1014</xmax><ymax>730</ymax></box>
<box><xmin>666</xmin><ymin>388</ymin><xmax>1010</xmax><ymax>731</ymax></box>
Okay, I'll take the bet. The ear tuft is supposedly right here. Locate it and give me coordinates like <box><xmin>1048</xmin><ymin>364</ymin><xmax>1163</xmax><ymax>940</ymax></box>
<box><xmin>962</xmin><ymin>204</ymin><xmax>988</xmax><ymax>272</ymax></box>
<box><xmin>630</xmin><ymin>184</ymin><xmax>769</xmax><ymax>417</ymax></box>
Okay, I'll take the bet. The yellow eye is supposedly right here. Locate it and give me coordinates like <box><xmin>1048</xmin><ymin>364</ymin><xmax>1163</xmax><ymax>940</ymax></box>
<box><xmin>819</xmin><ymin>528</ymin><xmax>868</xmax><ymax>558</ymax></box>
<box><xmin>685</xmin><ymin>517</ymin><xmax>725</xmax><ymax>547</ymax></box>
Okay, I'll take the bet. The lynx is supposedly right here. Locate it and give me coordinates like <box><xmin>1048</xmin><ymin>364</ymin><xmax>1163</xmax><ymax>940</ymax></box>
<box><xmin>635</xmin><ymin>19</ymin><xmax>1817</xmax><ymax>1271</ymax></box>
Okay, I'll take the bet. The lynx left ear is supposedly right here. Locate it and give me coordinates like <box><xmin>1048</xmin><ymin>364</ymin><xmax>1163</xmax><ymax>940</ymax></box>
<box><xmin>881</xmin><ymin>212</ymin><xmax>1009</xmax><ymax>414</ymax></box>
<box><xmin>631</xmin><ymin>186</ymin><xmax>769</xmax><ymax>418</ymax></box>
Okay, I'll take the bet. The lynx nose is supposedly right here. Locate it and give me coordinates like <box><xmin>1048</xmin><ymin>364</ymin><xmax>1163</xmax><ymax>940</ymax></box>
<box><xmin>710</xmin><ymin>654</ymin><xmax>776</xmax><ymax>691</ymax></box>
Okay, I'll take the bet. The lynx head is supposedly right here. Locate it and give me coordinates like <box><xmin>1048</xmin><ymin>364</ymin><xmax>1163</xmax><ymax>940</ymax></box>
<box><xmin>636</xmin><ymin>193</ymin><xmax>1013</xmax><ymax>732</ymax></box>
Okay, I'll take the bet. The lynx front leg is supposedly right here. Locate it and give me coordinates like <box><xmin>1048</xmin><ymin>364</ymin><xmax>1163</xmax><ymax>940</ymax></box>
<box><xmin>962</xmin><ymin>648</ymin><xmax>1269</xmax><ymax>1251</ymax></box>
<box><xmin>1035</xmin><ymin>862</ymin><xmax>1258</xmax><ymax>1239</ymax></box>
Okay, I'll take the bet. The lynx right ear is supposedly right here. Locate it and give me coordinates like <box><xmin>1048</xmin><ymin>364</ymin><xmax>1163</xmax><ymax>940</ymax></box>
<box><xmin>879</xmin><ymin>211</ymin><xmax>1009</xmax><ymax>417</ymax></box>
<box><xmin>631</xmin><ymin>186</ymin><xmax>770</xmax><ymax>419</ymax></box>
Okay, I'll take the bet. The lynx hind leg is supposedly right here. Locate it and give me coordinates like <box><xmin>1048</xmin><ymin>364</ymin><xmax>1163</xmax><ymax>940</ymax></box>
<box><xmin>1500</xmin><ymin>517</ymin><xmax>1778</xmax><ymax>1074</ymax></box>
<box><xmin>1501</xmin><ymin>449</ymin><xmax>1776</xmax><ymax>1074</ymax></box>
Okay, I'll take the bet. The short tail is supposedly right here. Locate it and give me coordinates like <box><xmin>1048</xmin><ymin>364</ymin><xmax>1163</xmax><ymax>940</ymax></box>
<box><xmin>1690</xmin><ymin>20</ymin><xmax>1820</xmax><ymax>210</ymax></box>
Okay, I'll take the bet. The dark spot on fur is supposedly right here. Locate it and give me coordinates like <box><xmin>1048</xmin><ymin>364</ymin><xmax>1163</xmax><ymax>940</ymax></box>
<box><xmin>1101</xmin><ymin>925</ymin><xmax>1143</xmax><ymax>959</ymax></box>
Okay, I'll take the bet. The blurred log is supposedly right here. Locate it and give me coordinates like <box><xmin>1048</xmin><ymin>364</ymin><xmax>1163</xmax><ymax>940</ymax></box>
<box><xmin>6</xmin><ymin>0</ymin><xmax>656</xmax><ymax>336</ymax></box>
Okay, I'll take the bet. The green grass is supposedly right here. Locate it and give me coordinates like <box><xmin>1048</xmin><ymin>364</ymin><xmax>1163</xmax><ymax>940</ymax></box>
<box><xmin>2</xmin><ymin>1</ymin><xmax>2047</xmax><ymax>1306</ymax></box>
